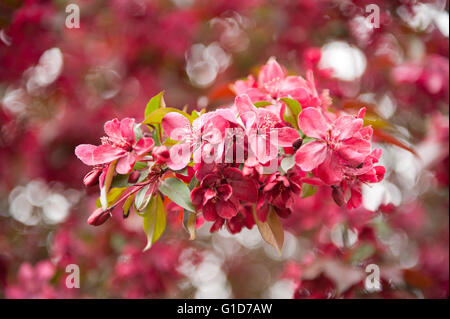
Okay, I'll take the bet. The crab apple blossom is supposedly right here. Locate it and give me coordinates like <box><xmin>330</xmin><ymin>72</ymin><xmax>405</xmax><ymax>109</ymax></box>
<box><xmin>234</xmin><ymin>94</ymin><xmax>300</xmax><ymax>164</ymax></box>
<box><xmin>295</xmin><ymin>107</ymin><xmax>373</xmax><ymax>185</ymax></box>
<box><xmin>191</xmin><ymin>166</ymin><xmax>258</xmax><ymax>232</ymax></box>
<box><xmin>161</xmin><ymin>109</ymin><xmax>238</xmax><ymax>170</ymax></box>
<box><xmin>256</xmin><ymin>169</ymin><xmax>305</xmax><ymax>221</ymax></box>
<box><xmin>2</xmin><ymin>0</ymin><xmax>449</xmax><ymax>301</ymax></box>
<box><xmin>72</xmin><ymin>55</ymin><xmax>388</xmax><ymax>252</ymax></box>
<box><xmin>75</xmin><ymin>118</ymin><xmax>154</xmax><ymax>175</ymax></box>
<box><xmin>233</xmin><ymin>57</ymin><xmax>325</xmax><ymax>109</ymax></box>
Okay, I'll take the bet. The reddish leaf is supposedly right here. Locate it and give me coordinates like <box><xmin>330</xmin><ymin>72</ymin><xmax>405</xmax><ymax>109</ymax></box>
<box><xmin>253</xmin><ymin>205</ymin><xmax>284</xmax><ymax>255</ymax></box>
<box><xmin>373</xmin><ymin>128</ymin><xmax>419</xmax><ymax>157</ymax></box>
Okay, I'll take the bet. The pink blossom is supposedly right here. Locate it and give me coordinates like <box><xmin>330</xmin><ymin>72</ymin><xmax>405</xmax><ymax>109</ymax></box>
<box><xmin>234</xmin><ymin>94</ymin><xmax>300</xmax><ymax>164</ymax></box>
<box><xmin>295</xmin><ymin>107</ymin><xmax>372</xmax><ymax>185</ymax></box>
<box><xmin>75</xmin><ymin>118</ymin><xmax>154</xmax><ymax>175</ymax></box>
<box><xmin>162</xmin><ymin>109</ymin><xmax>238</xmax><ymax>170</ymax></box>
<box><xmin>233</xmin><ymin>57</ymin><xmax>323</xmax><ymax>109</ymax></box>
<box><xmin>5</xmin><ymin>261</ymin><xmax>59</xmax><ymax>299</ymax></box>
<box><xmin>336</xmin><ymin>149</ymin><xmax>386</xmax><ymax>209</ymax></box>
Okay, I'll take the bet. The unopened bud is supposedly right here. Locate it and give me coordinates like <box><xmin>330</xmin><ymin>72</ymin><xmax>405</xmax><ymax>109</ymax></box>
<box><xmin>331</xmin><ymin>186</ymin><xmax>345</xmax><ymax>207</ymax></box>
<box><xmin>83</xmin><ymin>169</ymin><xmax>101</xmax><ymax>187</ymax></box>
<box><xmin>87</xmin><ymin>208</ymin><xmax>111</xmax><ymax>226</ymax></box>
<box><xmin>293</xmin><ymin>138</ymin><xmax>303</xmax><ymax>151</ymax></box>
<box><xmin>128</xmin><ymin>171</ymin><xmax>140</xmax><ymax>183</ymax></box>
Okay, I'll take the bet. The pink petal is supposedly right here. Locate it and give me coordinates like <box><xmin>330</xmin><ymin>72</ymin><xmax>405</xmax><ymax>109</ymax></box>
<box><xmin>134</xmin><ymin>137</ymin><xmax>154</xmax><ymax>156</ymax></box>
<box><xmin>104</xmin><ymin>119</ymin><xmax>122</xmax><ymax>144</ymax></box>
<box><xmin>120</xmin><ymin>118</ymin><xmax>136</xmax><ymax>144</ymax></box>
<box><xmin>191</xmin><ymin>187</ymin><xmax>206</xmax><ymax>207</ymax></box>
<box><xmin>202</xmin><ymin>202</ymin><xmax>217</xmax><ymax>221</ymax></box>
<box><xmin>276</xmin><ymin>127</ymin><xmax>300</xmax><ymax>147</ymax></box>
<box><xmin>201</xmin><ymin>173</ymin><xmax>221</xmax><ymax>188</ymax></box>
<box><xmin>162</xmin><ymin>112</ymin><xmax>191</xmax><ymax>141</ymax></box>
<box><xmin>279</xmin><ymin>76</ymin><xmax>311</xmax><ymax>102</ymax></box>
<box><xmin>337</xmin><ymin>138</ymin><xmax>371</xmax><ymax>165</ymax></box>
<box><xmin>203</xmin><ymin>188</ymin><xmax>217</xmax><ymax>206</ymax></box>
<box><xmin>242</xmin><ymin>88</ymin><xmax>271</xmax><ymax>102</ymax></box>
<box><xmin>257</xmin><ymin>57</ymin><xmax>286</xmax><ymax>93</ymax></box>
<box><xmin>209</xmin><ymin>218</ymin><xmax>225</xmax><ymax>232</ymax></box>
<box><xmin>357</xmin><ymin>107</ymin><xmax>366</xmax><ymax>119</ymax></box>
<box><xmin>249</xmin><ymin>132</ymin><xmax>279</xmax><ymax>164</ymax></box>
<box><xmin>294</xmin><ymin>141</ymin><xmax>327</xmax><ymax>171</ymax></box>
<box><xmin>356</xmin><ymin>126</ymin><xmax>373</xmax><ymax>140</ymax></box>
<box><xmin>223</xmin><ymin>167</ymin><xmax>243</xmax><ymax>180</ymax></box>
<box><xmin>167</xmin><ymin>143</ymin><xmax>191</xmax><ymax>171</ymax></box>
<box><xmin>374</xmin><ymin>166</ymin><xmax>385</xmax><ymax>182</ymax></box>
<box><xmin>116</xmin><ymin>152</ymin><xmax>137</xmax><ymax>174</ymax></box>
<box><xmin>202</xmin><ymin>117</ymin><xmax>228</xmax><ymax>144</ymax></box>
<box><xmin>298</xmin><ymin>107</ymin><xmax>331</xmax><ymax>140</ymax></box>
<box><xmin>216</xmin><ymin>200</ymin><xmax>237</xmax><ymax>219</ymax></box>
<box><xmin>217</xmin><ymin>184</ymin><xmax>233</xmax><ymax>201</ymax></box>
<box><xmin>256</xmin><ymin>197</ymin><xmax>269</xmax><ymax>222</ymax></box>
<box><xmin>93</xmin><ymin>144</ymin><xmax>127</xmax><ymax>164</ymax></box>
<box><xmin>263</xmin><ymin>181</ymin><xmax>278</xmax><ymax>192</ymax></box>
<box><xmin>230</xmin><ymin>178</ymin><xmax>258</xmax><ymax>203</ymax></box>
<box><xmin>235</xmin><ymin>94</ymin><xmax>257</xmax><ymax>114</ymax></box>
<box><xmin>347</xmin><ymin>187</ymin><xmax>362</xmax><ymax>210</ymax></box>
<box><xmin>75</xmin><ymin>144</ymin><xmax>98</xmax><ymax>166</ymax></box>
<box><xmin>233</xmin><ymin>75</ymin><xmax>256</xmax><ymax>94</ymax></box>
<box><xmin>315</xmin><ymin>152</ymin><xmax>344</xmax><ymax>185</ymax></box>
<box><xmin>332</xmin><ymin>115</ymin><xmax>363</xmax><ymax>141</ymax></box>
<box><xmin>234</xmin><ymin>94</ymin><xmax>258</xmax><ymax>129</ymax></box>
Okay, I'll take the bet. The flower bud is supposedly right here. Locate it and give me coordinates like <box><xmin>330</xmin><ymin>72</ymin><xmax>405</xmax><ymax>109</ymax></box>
<box><xmin>87</xmin><ymin>208</ymin><xmax>111</xmax><ymax>226</ymax></box>
<box><xmin>83</xmin><ymin>169</ymin><xmax>101</xmax><ymax>187</ymax></box>
<box><xmin>292</xmin><ymin>138</ymin><xmax>303</xmax><ymax>151</ymax></box>
<box><xmin>128</xmin><ymin>170</ymin><xmax>140</xmax><ymax>183</ymax></box>
<box><xmin>331</xmin><ymin>186</ymin><xmax>345</xmax><ymax>207</ymax></box>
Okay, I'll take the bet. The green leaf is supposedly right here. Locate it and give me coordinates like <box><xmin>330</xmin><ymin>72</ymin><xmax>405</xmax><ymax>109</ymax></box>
<box><xmin>96</xmin><ymin>187</ymin><xmax>127</xmax><ymax>209</ymax></box>
<box><xmin>281</xmin><ymin>97</ymin><xmax>302</xmax><ymax>129</ymax></box>
<box><xmin>301</xmin><ymin>183</ymin><xmax>317</xmax><ymax>198</ymax></box>
<box><xmin>191</xmin><ymin>110</ymin><xmax>203</xmax><ymax>120</ymax></box>
<box><xmin>144</xmin><ymin>91</ymin><xmax>165</xmax><ymax>119</ymax></box>
<box><xmin>188</xmin><ymin>175</ymin><xmax>198</xmax><ymax>190</ymax></box>
<box><xmin>111</xmin><ymin>174</ymin><xmax>130</xmax><ymax>188</ymax></box>
<box><xmin>133</xmin><ymin>123</ymin><xmax>144</xmax><ymax>142</ymax></box>
<box><xmin>254</xmin><ymin>101</ymin><xmax>272</xmax><ymax>108</ymax></box>
<box><xmin>280</xmin><ymin>156</ymin><xmax>296</xmax><ymax>173</ymax></box>
<box><xmin>134</xmin><ymin>185</ymin><xmax>151</xmax><ymax>212</ymax></box>
<box><xmin>281</xmin><ymin>97</ymin><xmax>302</xmax><ymax>117</ymax></box>
<box><xmin>163</xmin><ymin>137</ymin><xmax>179</xmax><ymax>146</ymax></box>
<box><xmin>122</xmin><ymin>194</ymin><xmax>135</xmax><ymax>218</ymax></box>
<box><xmin>143</xmin><ymin>194</ymin><xmax>166</xmax><ymax>251</ymax></box>
<box><xmin>133</xmin><ymin>161</ymin><xmax>148</xmax><ymax>170</ymax></box>
<box><xmin>302</xmin><ymin>136</ymin><xmax>315</xmax><ymax>145</ymax></box>
<box><xmin>143</xmin><ymin>108</ymin><xmax>192</xmax><ymax>125</ymax></box>
<box><xmin>137</xmin><ymin>169</ymin><xmax>150</xmax><ymax>183</ymax></box>
<box><xmin>151</xmin><ymin>124</ymin><xmax>162</xmax><ymax>146</ymax></box>
<box><xmin>159</xmin><ymin>177</ymin><xmax>195</xmax><ymax>212</ymax></box>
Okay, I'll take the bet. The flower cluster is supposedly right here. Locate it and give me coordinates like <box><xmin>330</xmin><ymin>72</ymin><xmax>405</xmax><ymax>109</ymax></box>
<box><xmin>75</xmin><ymin>58</ymin><xmax>385</xmax><ymax>251</ymax></box>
